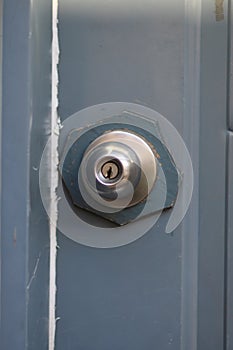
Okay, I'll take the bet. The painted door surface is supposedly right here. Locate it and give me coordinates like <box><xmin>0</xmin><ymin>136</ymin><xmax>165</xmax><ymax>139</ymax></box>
<box><xmin>55</xmin><ymin>1</ymin><xmax>228</xmax><ymax>350</ymax></box>
<box><xmin>56</xmin><ymin>2</ymin><xmax>186</xmax><ymax>350</ymax></box>
<box><xmin>0</xmin><ymin>1</ymin><xmax>232</xmax><ymax>350</ymax></box>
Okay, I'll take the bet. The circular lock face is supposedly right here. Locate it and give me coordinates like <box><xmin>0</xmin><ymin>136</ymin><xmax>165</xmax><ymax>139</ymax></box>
<box><xmin>79</xmin><ymin>130</ymin><xmax>157</xmax><ymax>210</ymax></box>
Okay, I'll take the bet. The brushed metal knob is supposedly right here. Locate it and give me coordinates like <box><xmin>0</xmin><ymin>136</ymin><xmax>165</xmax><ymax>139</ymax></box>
<box><xmin>78</xmin><ymin>130</ymin><xmax>157</xmax><ymax>209</ymax></box>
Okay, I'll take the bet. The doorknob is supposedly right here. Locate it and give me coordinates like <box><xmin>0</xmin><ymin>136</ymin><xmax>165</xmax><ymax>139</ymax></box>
<box><xmin>40</xmin><ymin>103</ymin><xmax>193</xmax><ymax>246</ymax></box>
<box><xmin>79</xmin><ymin>130</ymin><xmax>157</xmax><ymax>209</ymax></box>
<box><xmin>59</xmin><ymin>112</ymin><xmax>179</xmax><ymax>225</ymax></box>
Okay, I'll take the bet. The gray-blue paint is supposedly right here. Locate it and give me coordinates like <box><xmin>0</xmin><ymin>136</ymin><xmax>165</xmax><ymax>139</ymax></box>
<box><xmin>229</xmin><ymin>0</ymin><xmax>233</xmax><ymax>131</ymax></box>
<box><xmin>0</xmin><ymin>0</ymin><xmax>51</xmax><ymax>348</ymax></box>
<box><xmin>56</xmin><ymin>2</ymin><xmax>184</xmax><ymax>349</ymax></box>
<box><xmin>27</xmin><ymin>0</ymin><xmax>52</xmax><ymax>348</ymax></box>
<box><xmin>56</xmin><ymin>2</ymin><xmax>230</xmax><ymax>350</ymax></box>
<box><xmin>197</xmin><ymin>1</ymin><xmax>228</xmax><ymax>349</ymax></box>
<box><xmin>56</xmin><ymin>215</ymin><xmax>181</xmax><ymax>350</ymax></box>
<box><xmin>1</xmin><ymin>1</ymin><xmax>31</xmax><ymax>348</ymax></box>
<box><xmin>0</xmin><ymin>1</ymin><xmax>231</xmax><ymax>349</ymax></box>
<box><xmin>226</xmin><ymin>132</ymin><xmax>233</xmax><ymax>350</ymax></box>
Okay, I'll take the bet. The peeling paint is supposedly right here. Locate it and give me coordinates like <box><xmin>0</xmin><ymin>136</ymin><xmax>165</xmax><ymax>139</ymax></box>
<box><xmin>215</xmin><ymin>0</ymin><xmax>224</xmax><ymax>21</ymax></box>
<box><xmin>49</xmin><ymin>0</ymin><xmax>60</xmax><ymax>350</ymax></box>
<box><xmin>27</xmin><ymin>253</ymin><xmax>42</xmax><ymax>290</ymax></box>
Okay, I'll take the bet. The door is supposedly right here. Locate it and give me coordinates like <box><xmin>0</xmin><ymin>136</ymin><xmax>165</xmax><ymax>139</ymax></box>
<box><xmin>0</xmin><ymin>1</ymin><xmax>231</xmax><ymax>350</ymax></box>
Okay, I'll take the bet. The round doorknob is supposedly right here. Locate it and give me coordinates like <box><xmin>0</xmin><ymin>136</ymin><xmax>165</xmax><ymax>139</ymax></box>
<box><xmin>78</xmin><ymin>130</ymin><xmax>157</xmax><ymax>209</ymax></box>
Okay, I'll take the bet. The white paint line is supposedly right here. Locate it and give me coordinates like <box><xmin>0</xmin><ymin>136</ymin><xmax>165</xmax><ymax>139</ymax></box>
<box><xmin>49</xmin><ymin>0</ymin><xmax>60</xmax><ymax>349</ymax></box>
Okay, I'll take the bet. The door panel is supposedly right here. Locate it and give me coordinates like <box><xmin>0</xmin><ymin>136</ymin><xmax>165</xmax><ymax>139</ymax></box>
<box><xmin>57</xmin><ymin>2</ymin><xmax>184</xmax><ymax>349</ymax></box>
<box><xmin>0</xmin><ymin>1</ymin><xmax>230</xmax><ymax>350</ymax></box>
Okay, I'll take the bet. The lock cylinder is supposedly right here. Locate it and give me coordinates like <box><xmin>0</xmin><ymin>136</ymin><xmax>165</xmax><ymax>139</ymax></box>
<box><xmin>78</xmin><ymin>130</ymin><xmax>157</xmax><ymax>209</ymax></box>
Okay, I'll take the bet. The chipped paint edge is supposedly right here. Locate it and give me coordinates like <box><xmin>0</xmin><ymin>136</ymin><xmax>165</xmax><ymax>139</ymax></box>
<box><xmin>49</xmin><ymin>0</ymin><xmax>60</xmax><ymax>349</ymax></box>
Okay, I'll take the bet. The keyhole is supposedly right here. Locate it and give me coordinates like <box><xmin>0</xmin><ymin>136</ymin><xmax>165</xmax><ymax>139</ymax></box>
<box><xmin>101</xmin><ymin>161</ymin><xmax>120</xmax><ymax>180</ymax></box>
<box><xmin>106</xmin><ymin>166</ymin><xmax>113</xmax><ymax>179</ymax></box>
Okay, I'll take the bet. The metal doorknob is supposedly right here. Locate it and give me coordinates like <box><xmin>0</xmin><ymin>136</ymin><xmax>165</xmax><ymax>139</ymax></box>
<box><xmin>59</xmin><ymin>112</ymin><xmax>179</xmax><ymax>226</ymax></box>
<box><xmin>79</xmin><ymin>130</ymin><xmax>157</xmax><ymax>209</ymax></box>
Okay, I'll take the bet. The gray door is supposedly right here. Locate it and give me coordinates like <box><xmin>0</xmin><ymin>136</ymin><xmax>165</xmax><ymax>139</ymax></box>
<box><xmin>0</xmin><ymin>1</ymin><xmax>232</xmax><ymax>350</ymax></box>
